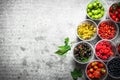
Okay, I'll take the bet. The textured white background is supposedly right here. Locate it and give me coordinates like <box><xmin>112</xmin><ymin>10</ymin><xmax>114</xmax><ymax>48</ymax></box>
<box><xmin>0</xmin><ymin>0</ymin><xmax>120</xmax><ymax>80</ymax></box>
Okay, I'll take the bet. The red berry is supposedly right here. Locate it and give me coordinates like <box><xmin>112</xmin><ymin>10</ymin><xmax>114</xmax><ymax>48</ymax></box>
<box><xmin>87</xmin><ymin>70</ymin><xmax>90</xmax><ymax>74</ymax></box>
<box><xmin>112</xmin><ymin>15</ymin><xmax>116</xmax><ymax>20</ymax></box>
<box><xmin>115</xmin><ymin>18</ymin><xmax>119</xmax><ymax>22</ymax></box>
<box><xmin>88</xmin><ymin>73</ymin><xmax>94</xmax><ymax>79</ymax></box>
<box><xmin>115</xmin><ymin>11</ymin><xmax>118</xmax><ymax>15</ymax></box>
<box><xmin>118</xmin><ymin>9</ymin><xmax>120</xmax><ymax>12</ymax></box>
<box><xmin>93</xmin><ymin>71</ymin><xmax>101</xmax><ymax>78</ymax></box>
<box><xmin>102</xmin><ymin>56</ymin><xmax>107</xmax><ymax>60</ymax></box>
<box><xmin>109</xmin><ymin>51</ymin><xmax>113</xmax><ymax>56</ymax></box>
<box><xmin>98</xmin><ymin>63</ymin><xmax>104</xmax><ymax>68</ymax></box>
<box><xmin>118</xmin><ymin>14</ymin><xmax>120</xmax><ymax>18</ymax></box>
<box><xmin>94</xmin><ymin>66</ymin><xmax>98</xmax><ymax>70</ymax></box>
<box><xmin>90</xmin><ymin>68</ymin><xmax>94</xmax><ymax>73</ymax></box>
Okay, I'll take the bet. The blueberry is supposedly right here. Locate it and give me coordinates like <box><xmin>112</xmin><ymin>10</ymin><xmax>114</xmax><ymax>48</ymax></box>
<box><xmin>108</xmin><ymin>58</ymin><xmax>120</xmax><ymax>77</ymax></box>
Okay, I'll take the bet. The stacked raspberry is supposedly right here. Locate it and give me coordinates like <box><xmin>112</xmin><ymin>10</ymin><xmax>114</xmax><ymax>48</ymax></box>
<box><xmin>95</xmin><ymin>40</ymin><xmax>114</xmax><ymax>60</ymax></box>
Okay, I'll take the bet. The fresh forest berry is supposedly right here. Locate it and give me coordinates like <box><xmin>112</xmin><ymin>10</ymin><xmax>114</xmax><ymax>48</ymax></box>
<box><xmin>98</xmin><ymin>20</ymin><xmax>117</xmax><ymax>40</ymax></box>
<box><xmin>74</xmin><ymin>42</ymin><xmax>92</xmax><ymax>63</ymax></box>
<box><xmin>87</xmin><ymin>0</ymin><xmax>105</xmax><ymax>19</ymax></box>
<box><xmin>109</xmin><ymin>2</ymin><xmax>120</xmax><ymax>22</ymax></box>
<box><xmin>87</xmin><ymin>61</ymin><xmax>107</xmax><ymax>79</ymax></box>
<box><xmin>108</xmin><ymin>58</ymin><xmax>120</xmax><ymax>78</ymax></box>
<box><xmin>95</xmin><ymin>40</ymin><xmax>115</xmax><ymax>60</ymax></box>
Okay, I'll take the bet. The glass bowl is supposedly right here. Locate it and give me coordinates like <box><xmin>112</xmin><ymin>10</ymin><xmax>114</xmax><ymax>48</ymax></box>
<box><xmin>86</xmin><ymin>0</ymin><xmax>107</xmax><ymax>20</ymax></box>
<box><xmin>95</xmin><ymin>39</ymin><xmax>116</xmax><ymax>62</ymax></box>
<box><xmin>97</xmin><ymin>19</ymin><xmax>119</xmax><ymax>40</ymax></box>
<box><xmin>86</xmin><ymin>60</ymin><xmax>108</xmax><ymax>80</ymax></box>
<box><xmin>76</xmin><ymin>19</ymin><xmax>97</xmax><ymax>41</ymax></box>
<box><xmin>73</xmin><ymin>41</ymin><xmax>94</xmax><ymax>64</ymax></box>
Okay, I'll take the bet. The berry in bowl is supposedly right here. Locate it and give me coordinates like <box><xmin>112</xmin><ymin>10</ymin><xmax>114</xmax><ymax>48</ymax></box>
<box><xmin>77</xmin><ymin>19</ymin><xmax>97</xmax><ymax>41</ymax></box>
<box><xmin>109</xmin><ymin>2</ymin><xmax>120</xmax><ymax>23</ymax></box>
<box><xmin>107</xmin><ymin>57</ymin><xmax>120</xmax><ymax>79</ymax></box>
<box><xmin>73</xmin><ymin>41</ymin><xmax>94</xmax><ymax>64</ymax></box>
<box><xmin>86</xmin><ymin>60</ymin><xmax>108</xmax><ymax>80</ymax></box>
<box><xmin>98</xmin><ymin>19</ymin><xmax>118</xmax><ymax>40</ymax></box>
<box><xmin>86</xmin><ymin>0</ymin><xmax>107</xmax><ymax>20</ymax></box>
<box><xmin>95</xmin><ymin>40</ymin><xmax>116</xmax><ymax>62</ymax></box>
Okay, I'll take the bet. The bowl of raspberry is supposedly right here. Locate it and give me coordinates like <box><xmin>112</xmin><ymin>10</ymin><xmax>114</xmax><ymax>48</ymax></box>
<box><xmin>95</xmin><ymin>39</ymin><xmax>116</xmax><ymax>62</ymax></box>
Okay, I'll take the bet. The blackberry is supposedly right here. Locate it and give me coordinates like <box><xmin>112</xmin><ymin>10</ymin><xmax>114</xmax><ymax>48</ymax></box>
<box><xmin>108</xmin><ymin>57</ymin><xmax>120</xmax><ymax>78</ymax></box>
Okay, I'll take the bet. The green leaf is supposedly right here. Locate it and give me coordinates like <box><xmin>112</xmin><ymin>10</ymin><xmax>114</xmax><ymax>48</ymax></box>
<box><xmin>55</xmin><ymin>46</ymin><xmax>71</xmax><ymax>55</ymax></box>
<box><xmin>55</xmin><ymin>37</ymin><xmax>71</xmax><ymax>55</ymax></box>
<box><xmin>71</xmin><ymin>69</ymin><xmax>82</xmax><ymax>80</ymax></box>
<box><xmin>64</xmin><ymin>37</ymin><xmax>69</xmax><ymax>45</ymax></box>
<box><xmin>81</xmin><ymin>58</ymin><xmax>89</xmax><ymax>62</ymax></box>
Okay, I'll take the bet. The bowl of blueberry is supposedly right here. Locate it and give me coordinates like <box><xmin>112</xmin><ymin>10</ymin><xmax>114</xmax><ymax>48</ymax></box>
<box><xmin>107</xmin><ymin>57</ymin><xmax>120</xmax><ymax>79</ymax></box>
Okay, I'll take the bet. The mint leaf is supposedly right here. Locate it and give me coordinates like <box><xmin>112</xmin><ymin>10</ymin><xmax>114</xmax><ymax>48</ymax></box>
<box><xmin>71</xmin><ymin>69</ymin><xmax>82</xmax><ymax>80</ymax></box>
<box><xmin>58</xmin><ymin>45</ymin><xmax>71</xmax><ymax>51</ymax></box>
<box><xmin>55</xmin><ymin>37</ymin><xmax>71</xmax><ymax>55</ymax></box>
<box><xmin>55</xmin><ymin>45</ymin><xmax>71</xmax><ymax>55</ymax></box>
<box><xmin>64</xmin><ymin>37</ymin><xmax>69</xmax><ymax>45</ymax></box>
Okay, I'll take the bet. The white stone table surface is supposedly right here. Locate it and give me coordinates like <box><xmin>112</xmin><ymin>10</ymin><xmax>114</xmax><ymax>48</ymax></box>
<box><xmin>0</xmin><ymin>0</ymin><xmax>120</xmax><ymax>80</ymax></box>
